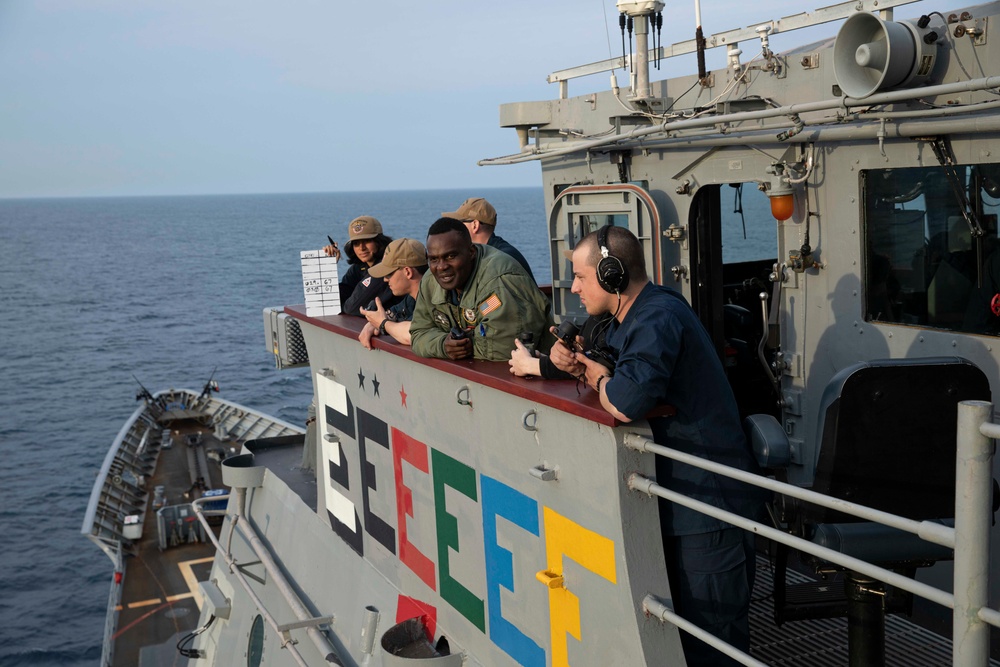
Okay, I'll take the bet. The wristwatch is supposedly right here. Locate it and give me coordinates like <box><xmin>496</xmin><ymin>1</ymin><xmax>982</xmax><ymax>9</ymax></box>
<box><xmin>378</xmin><ymin>319</ymin><xmax>389</xmax><ymax>336</ymax></box>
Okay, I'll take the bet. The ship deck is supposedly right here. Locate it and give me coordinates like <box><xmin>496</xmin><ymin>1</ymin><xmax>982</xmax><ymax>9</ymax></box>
<box><xmin>111</xmin><ymin>418</ymin><xmax>234</xmax><ymax>667</ymax></box>
<box><xmin>748</xmin><ymin>555</ymin><xmax>1000</xmax><ymax>666</ymax></box>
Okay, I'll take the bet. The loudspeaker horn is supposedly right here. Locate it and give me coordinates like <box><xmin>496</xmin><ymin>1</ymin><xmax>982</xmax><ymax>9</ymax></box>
<box><xmin>833</xmin><ymin>13</ymin><xmax>938</xmax><ymax>99</ymax></box>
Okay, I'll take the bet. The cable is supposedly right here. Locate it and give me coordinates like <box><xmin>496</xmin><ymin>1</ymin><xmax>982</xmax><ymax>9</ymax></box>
<box><xmin>660</xmin><ymin>77</ymin><xmax>703</xmax><ymax>116</ymax></box>
<box><xmin>177</xmin><ymin>614</ymin><xmax>216</xmax><ymax>659</ymax></box>
<box><xmin>590</xmin><ymin>312</ymin><xmax>617</xmax><ymax>351</ymax></box>
<box><xmin>920</xmin><ymin>11</ymin><xmax>993</xmax><ymax>87</ymax></box>
<box><xmin>648</xmin><ymin>52</ymin><xmax>764</xmax><ymax>123</ymax></box>
<box><xmin>602</xmin><ymin>1</ymin><xmax>615</xmax><ymax>62</ymax></box>
<box><xmin>785</xmin><ymin>145</ymin><xmax>814</xmax><ymax>184</ymax></box>
<box><xmin>608</xmin><ymin>24</ymin><xmax>764</xmax><ymax>123</ymax></box>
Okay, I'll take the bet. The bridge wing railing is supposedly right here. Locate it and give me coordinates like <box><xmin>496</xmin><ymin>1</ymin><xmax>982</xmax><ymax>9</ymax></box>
<box><xmin>625</xmin><ymin>399</ymin><xmax>998</xmax><ymax>667</ymax></box>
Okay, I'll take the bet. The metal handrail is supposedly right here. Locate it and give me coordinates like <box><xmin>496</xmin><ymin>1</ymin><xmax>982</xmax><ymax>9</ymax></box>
<box><xmin>623</xmin><ymin>433</ymin><xmax>955</xmax><ymax>547</ymax></box>
<box><xmin>190</xmin><ymin>499</ymin><xmax>313</xmax><ymax>667</ymax></box>
<box><xmin>98</xmin><ymin>544</ymin><xmax>122</xmax><ymax>667</ymax></box>
<box><xmin>546</xmin><ymin>0</ymin><xmax>922</xmax><ymax>85</ymax></box>
<box><xmin>191</xmin><ymin>491</ymin><xmax>343</xmax><ymax>665</ymax></box>
<box><xmin>480</xmin><ymin>75</ymin><xmax>1000</xmax><ymax>166</ymax></box>
<box><xmin>626</xmin><ymin>400</ymin><xmax>997</xmax><ymax>665</ymax></box>
<box><xmin>626</xmin><ymin>471</ymin><xmax>956</xmax><ymax>607</ymax></box>
<box><xmin>643</xmin><ymin>595</ymin><xmax>769</xmax><ymax>667</ymax></box>
<box><xmin>228</xmin><ymin>486</ymin><xmax>343</xmax><ymax>664</ymax></box>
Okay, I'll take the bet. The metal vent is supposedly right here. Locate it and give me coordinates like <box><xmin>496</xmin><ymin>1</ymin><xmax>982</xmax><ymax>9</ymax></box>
<box><xmin>263</xmin><ymin>307</ymin><xmax>309</xmax><ymax>369</ymax></box>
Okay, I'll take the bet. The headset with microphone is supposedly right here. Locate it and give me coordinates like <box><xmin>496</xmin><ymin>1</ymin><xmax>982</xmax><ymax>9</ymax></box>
<box><xmin>596</xmin><ymin>225</ymin><xmax>629</xmax><ymax>294</ymax></box>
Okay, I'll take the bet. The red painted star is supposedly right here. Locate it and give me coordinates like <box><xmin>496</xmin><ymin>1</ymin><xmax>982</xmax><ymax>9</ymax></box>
<box><xmin>399</xmin><ymin>385</ymin><xmax>408</xmax><ymax>408</ymax></box>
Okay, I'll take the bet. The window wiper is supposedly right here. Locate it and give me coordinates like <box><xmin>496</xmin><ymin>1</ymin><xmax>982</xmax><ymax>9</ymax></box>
<box><xmin>929</xmin><ymin>136</ymin><xmax>985</xmax><ymax>288</ymax></box>
<box><xmin>929</xmin><ymin>136</ymin><xmax>985</xmax><ymax>238</ymax></box>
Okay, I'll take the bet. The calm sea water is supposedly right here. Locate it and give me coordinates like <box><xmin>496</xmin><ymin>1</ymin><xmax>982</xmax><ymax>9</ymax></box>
<box><xmin>0</xmin><ymin>187</ymin><xmax>771</xmax><ymax>666</ymax></box>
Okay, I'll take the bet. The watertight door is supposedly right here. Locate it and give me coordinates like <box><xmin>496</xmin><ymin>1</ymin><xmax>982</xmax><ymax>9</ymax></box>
<box><xmin>548</xmin><ymin>184</ymin><xmax>662</xmax><ymax>323</ymax></box>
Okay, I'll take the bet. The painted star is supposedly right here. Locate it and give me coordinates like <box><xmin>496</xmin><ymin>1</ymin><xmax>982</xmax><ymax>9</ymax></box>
<box><xmin>372</xmin><ymin>374</ymin><xmax>381</xmax><ymax>397</ymax></box>
<box><xmin>400</xmin><ymin>385</ymin><xmax>408</xmax><ymax>408</ymax></box>
<box><xmin>358</xmin><ymin>368</ymin><xmax>366</xmax><ymax>390</ymax></box>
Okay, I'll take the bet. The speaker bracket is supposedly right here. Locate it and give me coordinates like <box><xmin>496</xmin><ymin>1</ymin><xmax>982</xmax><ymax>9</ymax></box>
<box><xmin>775</xmin><ymin>55</ymin><xmax>788</xmax><ymax>79</ymax></box>
<box><xmin>955</xmin><ymin>16</ymin><xmax>989</xmax><ymax>46</ymax></box>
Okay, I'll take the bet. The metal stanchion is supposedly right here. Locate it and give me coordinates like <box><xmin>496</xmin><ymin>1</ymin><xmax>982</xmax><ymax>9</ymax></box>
<box><xmin>953</xmin><ymin>400</ymin><xmax>994</xmax><ymax>666</ymax></box>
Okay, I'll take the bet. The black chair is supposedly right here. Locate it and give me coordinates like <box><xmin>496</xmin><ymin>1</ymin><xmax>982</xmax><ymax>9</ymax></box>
<box><xmin>746</xmin><ymin>357</ymin><xmax>992</xmax><ymax>666</ymax></box>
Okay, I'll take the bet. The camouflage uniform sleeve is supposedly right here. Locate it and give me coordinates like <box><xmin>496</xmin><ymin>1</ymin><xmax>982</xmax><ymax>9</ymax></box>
<box><xmin>409</xmin><ymin>283</ymin><xmax>449</xmax><ymax>359</ymax></box>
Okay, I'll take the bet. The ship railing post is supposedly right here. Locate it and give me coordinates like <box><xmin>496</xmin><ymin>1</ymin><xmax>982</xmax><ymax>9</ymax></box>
<box><xmin>954</xmin><ymin>400</ymin><xmax>994</xmax><ymax>666</ymax></box>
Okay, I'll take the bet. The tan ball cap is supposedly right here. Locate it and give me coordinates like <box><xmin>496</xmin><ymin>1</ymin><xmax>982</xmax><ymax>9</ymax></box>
<box><xmin>441</xmin><ymin>197</ymin><xmax>497</xmax><ymax>226</ymax></box>
<box><xmin>348</xmin><ymin>215</ymin><xmax>383</xmax><ymax>241</ymax></box>
<box><xmin>368</xmin><ymin>238</ymin><xmax>427</xmax><ymax>278</ymax></box>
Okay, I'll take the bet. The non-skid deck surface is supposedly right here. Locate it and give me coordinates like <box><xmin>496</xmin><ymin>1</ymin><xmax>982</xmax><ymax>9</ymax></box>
<box><xmin>749</xmin><ymin>555</ymin><xmax>1000</xmax><ymax>666</ymax></box>
<box><xmin>112</xmin><ymin>420</ymin><xmax>224</xmax><ymax>667</ymax></box>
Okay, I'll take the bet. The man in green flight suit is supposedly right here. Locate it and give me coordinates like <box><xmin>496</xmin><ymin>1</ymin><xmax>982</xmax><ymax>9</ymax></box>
<box><xmin>410</xmin><ymin>217</ymin><xmax>554</xmax><ymax>361</ymax></box>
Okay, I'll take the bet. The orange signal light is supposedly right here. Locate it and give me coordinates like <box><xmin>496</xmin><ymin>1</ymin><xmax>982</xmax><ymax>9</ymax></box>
<box><xmin>769</xmin><ymin>193</ymin><xmax>795</xmax><ymax>221</ymax></box>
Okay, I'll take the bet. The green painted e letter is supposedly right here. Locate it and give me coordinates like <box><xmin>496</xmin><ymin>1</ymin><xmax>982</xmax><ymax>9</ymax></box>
<box><xmin>431</xmin><ymin>448</ymin><xmax>485</xmax><ymax>632</ymax></box>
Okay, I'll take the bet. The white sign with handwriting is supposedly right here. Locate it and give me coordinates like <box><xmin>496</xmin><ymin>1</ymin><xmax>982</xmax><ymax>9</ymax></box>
<box><xmin>301</xmin><ymin>250</ymin><xmax>341</xmax><ymax>316</ymax></box>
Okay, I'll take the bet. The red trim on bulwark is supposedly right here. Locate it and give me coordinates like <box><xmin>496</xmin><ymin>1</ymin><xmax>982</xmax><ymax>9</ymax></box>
<box><xmin>286</xmin><ymin>305</ymin><xmax>640</xmax><ymax>427</ymax></box>
<box><xmin>396</xmin><ymin>595</ymin><xmax>438</xmax><ymax>639</ymax></box>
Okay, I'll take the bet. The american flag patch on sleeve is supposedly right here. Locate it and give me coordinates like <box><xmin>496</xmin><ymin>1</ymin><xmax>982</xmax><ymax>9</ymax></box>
<box><xmin>479</xmin><ymin>293</ymin><xmax>502</xmax><ymax>316</ymax></box>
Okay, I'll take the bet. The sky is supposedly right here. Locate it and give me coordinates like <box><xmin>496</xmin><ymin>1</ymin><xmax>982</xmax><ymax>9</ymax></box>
<box><xmin>0</xmin><ymin>0</ymin><xmax>924</xmax><ymax>198</ymax></box>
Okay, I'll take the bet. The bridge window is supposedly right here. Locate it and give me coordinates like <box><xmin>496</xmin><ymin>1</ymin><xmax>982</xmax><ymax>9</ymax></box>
<box><xmin>862</xmin><ymin>164</ymin><xmax>1000</xmax><ymax>336</ymax></box>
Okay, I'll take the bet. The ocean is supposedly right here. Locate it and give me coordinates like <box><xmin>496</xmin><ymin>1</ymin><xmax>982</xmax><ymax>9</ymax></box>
<box><xmin>0</xmin><ymin>187</ymin><xmax>772</xmax><ymax>665</ymax></box>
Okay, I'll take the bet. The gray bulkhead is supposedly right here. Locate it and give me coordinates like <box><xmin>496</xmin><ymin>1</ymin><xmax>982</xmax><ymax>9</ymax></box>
<box><xmin>501</xmin><ymin>0</ymin><xmax>1000</xmax><ymax>614</ymax></box>
<box><xmin>508</xmin><ymin>1</ymin><xmax>1000</xmax><ymax>483</ymax></box>
<box><xmin>200</xmin><ymin>316</ymin><xmax>692</xmax><ymax>665</ymax></box>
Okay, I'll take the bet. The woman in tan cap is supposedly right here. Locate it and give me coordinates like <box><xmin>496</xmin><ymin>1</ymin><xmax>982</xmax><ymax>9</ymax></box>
<box><xmin>323</xmin><ymin>215</ymin><xmax>399</xmax><ymax>316</ymax></box>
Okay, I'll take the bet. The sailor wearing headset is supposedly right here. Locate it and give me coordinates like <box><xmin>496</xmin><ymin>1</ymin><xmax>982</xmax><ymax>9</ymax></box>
<box><xmin>553</xmin><ymin>224</ymin><xmax>765</xmax><ymax>667</ymax></box>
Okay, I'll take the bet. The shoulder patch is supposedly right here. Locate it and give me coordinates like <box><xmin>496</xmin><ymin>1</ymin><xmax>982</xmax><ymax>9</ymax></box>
<box><xmin>479</xmin><ymin>293</ymin><xmax>502</xmax><ymax>316</ymax></box>
<box><xmin>361</xmin><ymin>276</ymin><xmax>372</xmax><ymax>287</ymax></box>
<box><xmin>433</xmin><ymin>310</ymin><xmax>452</xmax><ymax>328</ymax></box>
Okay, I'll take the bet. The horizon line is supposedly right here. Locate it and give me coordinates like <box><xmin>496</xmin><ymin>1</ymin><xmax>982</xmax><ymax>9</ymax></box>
<box><xmin>0</xmin><ymin>184</ymin><xmax>544</xmax><ymax>203</ymax></box>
